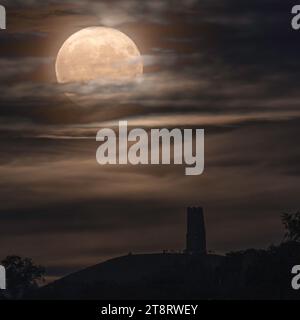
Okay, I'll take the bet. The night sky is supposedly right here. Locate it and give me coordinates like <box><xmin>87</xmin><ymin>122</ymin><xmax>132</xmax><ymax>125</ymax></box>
<box><xmin>0</xmin><ymin>0</ymin><xmax>300</xmax><ymax>281</ymax></box>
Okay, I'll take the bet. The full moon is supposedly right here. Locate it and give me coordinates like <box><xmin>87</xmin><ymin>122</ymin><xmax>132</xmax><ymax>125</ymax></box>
<box><xmin>55</xmin><ymin>27</ymin><xmax>143</xmax><ymax>85</ymax></box>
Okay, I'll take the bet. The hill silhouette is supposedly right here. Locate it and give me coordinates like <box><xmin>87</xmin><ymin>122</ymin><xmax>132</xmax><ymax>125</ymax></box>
<box><xmin>32</xmin><ymin>243</ymin><xmax>300</xmax><ymax>300</ymax></box>
<box><xmin>30</xmin><ymin>209</ymin><xmax>300</xmax><ymax>300</ymax></box>
<box><xmin>34</xmin><ymin>253</ymin><xmax>223</xmax><ymax>300</ymax></box>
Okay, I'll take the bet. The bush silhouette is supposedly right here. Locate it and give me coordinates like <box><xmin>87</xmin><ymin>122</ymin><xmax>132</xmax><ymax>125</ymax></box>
<box><xmin>282</xmin><ymin>211</ymin><xmax>300</xmax><ymax>242</ymax></box>
<box><xmin>1</xmin><ymin>256</ymin><xmax>45</xmax><ymax>299</ymax></box>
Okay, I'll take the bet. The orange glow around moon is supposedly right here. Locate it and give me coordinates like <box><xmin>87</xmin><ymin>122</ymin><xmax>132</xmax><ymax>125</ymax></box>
<box><xmin>55</xmin><ymin>27</ymin><xmax>143</xmax><ymax>85</ymax></box>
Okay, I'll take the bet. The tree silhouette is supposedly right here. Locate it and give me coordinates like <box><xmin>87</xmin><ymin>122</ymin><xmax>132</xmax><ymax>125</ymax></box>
<box><xmin>281</xmin><ymin>211</ymin><xmax>300</xmax><ymax>242</ymax></box>
<box><xmin>1</xmin><ymin>256</ymin><xmax>45</xmax><ymax>299</ymax></box>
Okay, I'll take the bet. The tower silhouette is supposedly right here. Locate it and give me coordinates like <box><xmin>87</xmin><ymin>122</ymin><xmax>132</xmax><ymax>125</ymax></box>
<box><xmin>186</xmin><ymin>207</ymin><xmax>206</xmax><ymax>255</ymax></box>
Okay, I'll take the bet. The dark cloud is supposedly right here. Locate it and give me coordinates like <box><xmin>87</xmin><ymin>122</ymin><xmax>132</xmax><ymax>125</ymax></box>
<box><xmin>3</xmin><ymin>0</ymin><xmax>199</xmax><ymax>25</ymax></box>
<box><xmin>0</xmin><ymin>57</ymin><xmax>52</xmax><ymax>80</ymax></box>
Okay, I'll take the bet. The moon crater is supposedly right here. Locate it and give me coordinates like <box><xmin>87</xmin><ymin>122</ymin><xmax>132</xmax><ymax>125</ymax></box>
<box><xmin>56</xmin><ymin>27</ymin><xmax>143</xmax><ymax>88</ymax></box>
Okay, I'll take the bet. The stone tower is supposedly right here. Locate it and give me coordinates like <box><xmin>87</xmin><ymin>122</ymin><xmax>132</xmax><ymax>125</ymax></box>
<box><xmin>186</xmin><ymin>207</ymin><xmax>206</xmax><ymax>255</ymax></box>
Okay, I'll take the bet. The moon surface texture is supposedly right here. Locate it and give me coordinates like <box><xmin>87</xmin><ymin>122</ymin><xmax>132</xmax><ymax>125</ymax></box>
<box><xmin>55</xmin><ymin>27</ymin><xmax>143</xmax><ymax>85</ymax></box>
